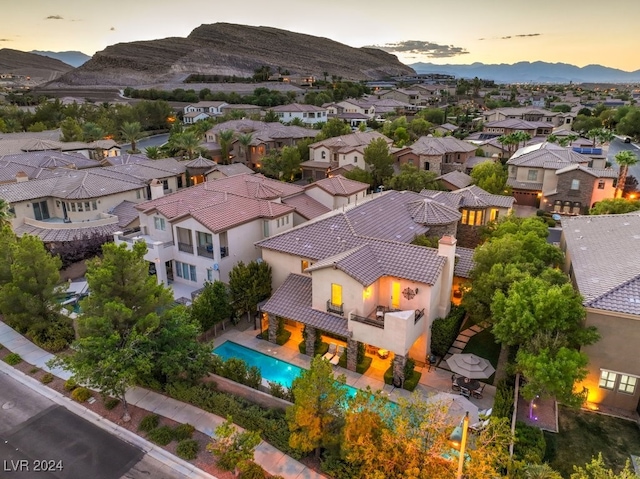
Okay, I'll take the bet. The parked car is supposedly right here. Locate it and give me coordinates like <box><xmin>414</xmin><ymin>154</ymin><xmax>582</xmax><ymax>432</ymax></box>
<box><xmin>624</xmin><ymin>136</ymin><xmax>632</xmax><ymax>143</ymax></box>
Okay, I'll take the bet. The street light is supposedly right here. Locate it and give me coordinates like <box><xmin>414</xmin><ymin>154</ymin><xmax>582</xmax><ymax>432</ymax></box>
<box><xmin>449</xmin><ymin>411</ymin><xmax>469</xmax><ymax>479</ymax></box>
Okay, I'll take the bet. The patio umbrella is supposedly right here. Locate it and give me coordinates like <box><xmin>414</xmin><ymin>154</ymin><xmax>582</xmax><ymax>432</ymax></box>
<box><xmin>446</xmin><ymin>353</ymin><xmax>495</xmax><ymax>379</ymax></box>
<box><xmin>425</xmin><ymin>392</ymin><xmax>479</xmax><ymax>425</ymax></box>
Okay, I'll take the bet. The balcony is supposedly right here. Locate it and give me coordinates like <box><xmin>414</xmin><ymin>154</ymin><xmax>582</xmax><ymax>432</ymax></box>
<box><xmin>197</xmin><ymin>244</ymin><xmax>214</xmax><ymax>259</ymax></box>
<box><xmin>178</xmin><ymin>242</ymin><xmax>194</xmax><ymax>254</ymax></box>
<box><xmin>326</xmin><ymin>300</ymin><xmax>344</xmax><ymax>316</ymax></box>
<box><xmin>350</xmin><ymin>313</ymin><xmax>384</xmax><ymax>329</ymax></box>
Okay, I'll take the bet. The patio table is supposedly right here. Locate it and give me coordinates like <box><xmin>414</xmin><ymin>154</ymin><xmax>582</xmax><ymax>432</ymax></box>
<box><xmin>455</xmin><ymin>376</ymin><xmax>480</xmax><ymax>392</ymax></box>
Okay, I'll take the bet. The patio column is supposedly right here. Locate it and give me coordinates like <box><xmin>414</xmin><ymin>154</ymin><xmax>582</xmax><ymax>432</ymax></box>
<box><xmin>305</xmin><ymin>326</ymin><xmax>316</xmax><ymax>357</ymax></box>
<box><xmin>346</xmin><ymin>338</ymin><xmax>358</xmax><ymax>372</ymax></box>
<box><xmin>267</xmin><ymin>313</ymin><xmax>278</xmax><ymax>344</ymax></box>
<box><xmin>392</xmin><ymin>354</ymin><xmax>406</xmax><ymax>388</ymax></box>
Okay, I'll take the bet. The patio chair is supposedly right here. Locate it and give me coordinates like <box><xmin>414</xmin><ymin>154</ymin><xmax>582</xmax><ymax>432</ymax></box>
<box><xmin>451</xmin><ymin>373</ymin><xmax>461</xmax><ymax>391</ymax></box>
<box><xmin>460</xmin><ymin>387</ymin><xmax>471</xmax><ymax>398</ymax></box>
<box><xmin>478</xmin><ymin>408</ymin><xmax>492</xmax><ymax>419</ymax></box>
<box><xmin>322</xmin><ymin>343</ymin><xmax>338</xmax><ymax>361</ymax></box>
<box><xmin>330</xmin><ymin>345</ymin><xmax>345</xmax><ymax>365</ymax></box>
<box><xmin>472</xmin><ymin>383</ymin><xmax>485</xmax><ymax>399</ymax></box>
<box><xmin>468</xmin><ymin>418</ymin><xmax>490</xmax><ymax>434</ymax></box>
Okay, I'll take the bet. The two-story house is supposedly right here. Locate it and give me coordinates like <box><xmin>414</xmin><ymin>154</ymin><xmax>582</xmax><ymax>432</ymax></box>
<box><xmin>257</xmin><ymin>191</ymin><xmax>466</xmax><ymax>384</ymax></box>
<box><xmin>393</xmin><ymin>136</ymin><xmax>477</xmax><ymax>175</ymax></box>
<box><xmin>482</xmin><ymin>107</ymin><xmax>562</xmax><ymax>127</ymax></box>
<box><xmin>183</xmin><ymin>101</ymin><xmax>229</xmax><ymax>124</ymax></box>
<box><xmin>561</xmin><ymin>214</ymin><xmax>640</xmax><ymax>413</ymax></box>
<box><xmin>482</xmin><ymin>119</ymin><xmax>554</xmax><ymax>138</ymax></box>
<box><xmin>269</xmin><ymin>103</ymin><xmax>328</xmax><ymax>125</ymax></box>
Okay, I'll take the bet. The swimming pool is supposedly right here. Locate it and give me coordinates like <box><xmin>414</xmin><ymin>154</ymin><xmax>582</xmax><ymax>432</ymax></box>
<box><xmin>213</xmin><ymin>341</ymin><xmax>359</xmax><ymax>398</ymax></box>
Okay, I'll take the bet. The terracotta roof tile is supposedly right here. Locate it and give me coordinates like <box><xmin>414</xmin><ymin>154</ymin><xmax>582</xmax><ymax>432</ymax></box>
<box><xmin>307</xmin><ymin>175</ymin><xmax>369</xmax><ymax>196</ymax></box>
<box><xmin>282</xmin><ymin>193</ymin><xmax>331</xmax><ymax>220</ymax></box>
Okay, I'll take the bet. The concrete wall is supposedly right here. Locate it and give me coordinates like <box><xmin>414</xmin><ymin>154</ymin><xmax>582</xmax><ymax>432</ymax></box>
<box><xmin>206</xmin><ymin>374</ymin><xmax>291</xmax><ymax>412</ymax></box>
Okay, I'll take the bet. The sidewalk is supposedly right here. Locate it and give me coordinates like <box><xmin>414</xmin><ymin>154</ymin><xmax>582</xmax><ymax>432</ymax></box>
<box><xmin>0</xmin><ymin>321</ymin><xmax>324</xmax><ymax>479</ymax></box>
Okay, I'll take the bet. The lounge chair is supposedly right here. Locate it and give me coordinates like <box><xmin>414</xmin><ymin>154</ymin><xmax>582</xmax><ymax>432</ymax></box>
<box><xmin>322</xmin><ymin>343</ymin><xmax>337</xmax><ymax>361</ymax></box>
<box><xmin>472</xmin><ymin>383</ymin><xmax>485</xmax><ymax>399</ymax></box>
<box><xmin>468</xmin><ymin>418</ymin><xmax>490</xmax><ymax>433</ymax></box>
<box><xmin>478</xmin><ymin>408</ymin><xmax>492</xmax><ymax>419</ymax></box>
<box><xmin>330</xmin><ymin>345</ymin><xmax>345</xmax><ymax>365</ymax></box>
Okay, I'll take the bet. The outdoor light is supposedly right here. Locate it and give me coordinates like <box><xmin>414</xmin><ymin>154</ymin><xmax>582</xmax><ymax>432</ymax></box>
<box><xmin>449</xmin><ymin>412</ymin><xmax>469</xmax><ymax>479</ymax></box>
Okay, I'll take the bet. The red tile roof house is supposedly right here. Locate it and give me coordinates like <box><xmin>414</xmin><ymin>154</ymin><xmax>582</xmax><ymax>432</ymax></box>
<box><xmin>256</xmin><ymin>190</ymin><xmax>475</xmax><ymax>385</ymax></box>
<box><xmin>393</xmin><ymin>136</ymin><xmax>478</xmax><ymax>176</ymax></box>
<box><xmin>114</xmin><ymin>173</ymin><xmax>369</xmax><ymax>292</ymax></box>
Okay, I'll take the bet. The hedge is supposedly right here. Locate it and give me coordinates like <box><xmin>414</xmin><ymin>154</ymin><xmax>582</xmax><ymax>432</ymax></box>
<box><xmin>514</xmin><ymin>421</ymin><xmax>546</xmax><ymax>464</ymax></box>
<box><xmin>493</xmin><ymin>379</ymin><xmax>515</xmax><ymax>419</ymax></box>
<box><xmin>211</xmin><ymin>355</ymin><xmax>262</xmax><ymax>389</ymax></box>
<box><xmin>260</xmin><ymin>329</ymin><xmax>291</xmax><ymax>346</ymax></box>
<box><xmin>337</xmin><ymin>350</ymin><xmax>372</xmax><ymax>374</ymax></box>
<box><xmin>430</xmin><ymin>305</ymin><xmax>466</xmax><ymax>357</ymax></box>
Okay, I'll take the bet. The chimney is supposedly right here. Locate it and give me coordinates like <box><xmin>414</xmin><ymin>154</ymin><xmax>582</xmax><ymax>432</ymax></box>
<box><xmin>16</xmin><ymin>171</ymin><xmax>28</xmax><ymax>183</ymax></box>
<box><xmin>437</xmin><ymin>235</ymin><xmax>457</xmax><ymax>318</ymax></box>
<box><xmin>150</xmin><ymin>179</ymin><xmax>164</xmax><ymax>200</ymax></box>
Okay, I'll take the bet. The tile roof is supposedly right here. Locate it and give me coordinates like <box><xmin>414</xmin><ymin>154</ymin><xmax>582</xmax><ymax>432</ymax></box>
<box><xmin>507</xmin><ymin>178</ymin><xmax>543</xmax><ymax>191</ymax></box>
<box><xmin>508</xmin><ymin>143</ymin><xmax>589</xmax><ymax>167</ymax></box>
<box><xmin>270</xmin><ymin>103</ymin><xmax>327</xmax><ymax>113</ymax></box>
<box><xmin>282</xmin><ymin>193</ymin><xmax>331</xmax><ymax>220</ymax></box>
<box><xmin>437</xmin><ymin>170</ymin><xmax>473</xmax><ymax>189</ymax></box>
<box><xmin>204</xmin><ymin>173</ymin><xmax>303</xmax><ymax>199</ymax></box>
<box><xmin>300</xmin><ymin>160</ymin><xmax>331</xmax><ymax>169</ymax></box>
<box><xmin>309</xmin><ymin>131</ymin><xmax>391</xmax><ymax>150</ymax></box>
<box><xmin>555</xmin><ymin>163</ymin><xmax>619</xmax><ymax>178</ymax></box>
<box><xmin>406</xmin><ymin>197</ymin><xmax>462</xmax><ymax>225</ymax></box>
<box><xmin>408</xmin><ymin>136</ymin><xmax>477</xmax><ymax>156</ymax></box>
<box><xmin>208</xmin><ymin>120</ymin><xmax>315</xmax><ymax>141</ymax></box>
<box><xmin>205</xmin><ymin>163</ymin><xmax>254</xmax><ymax>177</ymax></box>
<box><xmin>137</xmin><ymin>182</ymin><xmax>294</xmax><ymax>233</ymax></box>
<box><xmin>306</xmin><ymin>175</ymin><xmax>369</xmax><ymax>196</ymax></box>
<box><xmin>103</xmin><ymin>158</ymin><xmax>186</xmax><ymax>180</ymax></box>
<box><xmin>109</xmin><ymin>200</ymin><xmax>139</xmax><ymax>228</ymax></box>
<box><xmin>453</xmin><ymin>185</ymin><xmax>516</xmax><ymax>208</ymax></box>
<box><xmin>185</xmin><ymin>155</ymin><xmax>217</xmax><ymax>169</ymax></box>
<box><xmin>454</xmin><ymin>246</ymin><xmax>475</xmax><ymax>279</ymax></box>
<box><xmin>484</xmin><ymin>119</ymin><xmax>546</xmax><ymax>129</ymax></box>
<box><xmin>306</xmin><ymin>240</ymin><xmax>446</xmax><ymax>286</ymax></box>
<box><xmin>14</xmin><ymin>221</ymin><xmax>121</xmax><ymax>243</ymax></box>
<box><xmin>260</xmin><ymin>274</ymin><xmax>349</xmax><ymax>336</ymax></box>
<box><xmin>562</xmin><ymin>213</ymin><xmax>640</xmax><ymax>314</ymax></box>
<box><xmin>465</xmin><ymin>157</ymin><xmax>495</xmax><ymax>169</ymax></box>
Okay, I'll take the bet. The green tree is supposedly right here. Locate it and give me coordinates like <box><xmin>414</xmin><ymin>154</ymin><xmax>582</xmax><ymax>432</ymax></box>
<box><xmin>572</xmin><ymin>115</ymin><xmax>602</xmax><ymax>134</ymax></box>
<box><xmin>218</xmin><ymin>129</ymin><xmax>235</xmax><ymax>164</ymax></box>
<box><xmin>319</xmin><ymin>117</ymin><xmax>351</xmax><ymax>139</ymax></box>
<box><xmin>364</xmin><ymin>137</ymin><xmax>394</xmax><ymax>188</ymax></box>
<box><xmin>82</xmin><ymin>122</ymin><xmax>105</xmax><ymax>142</ymax></box>
<box><xmin>0</xmin><ymin>225</ymin><xmax>17</xmax><ymax>284</ymax></box>
<box><xmin>261</xmin><ymin>146</ymin><xmax>301</xmax><ymax>181</ymax></box>
<box><xmin>237</xmin><ymin>133</ymin><xmax>253</xmax><ymax>165</ymax></box>
<box><xmin>418</xmin><ymin>108</ymin><xmax>445</xmax><ymax>125</ymax></box>
<box><xmin>613</xmin><ymin>150</ymin><xmax>638</xmax><ymax>197</ymax></box>
<box><xmin>295</xmin><ymin>137</ymin><xmax>313</xmax><ymax>162</ymax></box>
<box><xmin>497</xmin><ymin>133</ymin><xmax>519</xmax><ymax>158</ymax></box>
<box><xmin>287</xmin><ymin>356</ymin><xmax>348</xmax><ymax>458</ymax></box>
<box><xmin>551</xmin><ymin>104</ymin><xmax>571</xmax><ymax>113</ymax></box>
<box><xmin>590</xmin><ymin>198</ymin><xmax>640</xmax><ymax>215</ymax></box>
<box><xmin>409</xmin><ymin>118</ymin><xmax>432</xmax><ymax>137</ymax></box>
<box><xmin>0</xmin><ymin>198</ymin><xmax>14</xmax><ymax>228</ymax></box>
<box><xmin>470</xmin><ymin>161</ymin><xmax>511</xmax><ymax>195</ymax></box>
<box><xmin>263</xmin><ymin>110</ymin><xmax>280</xmax><ymax>122</ymax></box>
<box><xmin>616</xmin><ymin>107</ymin><xmax>640</xmax><ymax>140</ymax></box>
<box><xmin>190</xmin><ymin>280</ymin><xmax>232</xmax><ymax>334</ymax></box>
<box><xmin>570</xmin><ymin>454</ymin><xmax>638</xmax><ymax>479</ymax></box>
<box><xmin>174</xmin><ymin>130</ymin><xmax>203</xmax><ymax>161</ymax></box>
<box><xmin>343</xmin><ymin>167</ymin><xmax>374</xmax><ymax>188</ymax></box>
<box><xmin>120</xmin><ymin>121</ymin><xmax>142</xmax><ymax>153</ymax></box>
<box><xmin>207</xmin><ymin>417</ymin><xmax>261</xmax><ymax>474</ymax></box>
<box><xmin>385</xmin><ymin>164</ymin><xmax>440</xmax><ymax>192</ymax></box>
<box><xmin>228</xmin><ymin>260</ymin><xmax>272</xmax><ymax>323</ymax></box>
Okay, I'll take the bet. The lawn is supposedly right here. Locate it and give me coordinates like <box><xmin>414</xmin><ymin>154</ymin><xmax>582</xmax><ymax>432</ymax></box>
<box><xmin>544</xmin><ymin>406</ymin><xmax>640</xmax><ymax>477</ymax></box>
<box><xmin>461</xmin><ymin>328</ymin><xmax>501</xmax><ymax>384</ymax></box>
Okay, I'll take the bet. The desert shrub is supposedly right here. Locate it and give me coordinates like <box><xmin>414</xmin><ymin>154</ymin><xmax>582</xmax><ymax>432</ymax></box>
<box><xmin>71</xmin><ymin>387</ymin><xmax>92</xmax><ymax>402</ymax></box>
<box><xmin>239</xmin><ymin>461</ymin><xmax>266</xmax><ymax>479</ymax></box>
<box><xmin>29</xmin><ymin>367</ymin><xmax>39</xmax><ymax>374</ymax></box>
<box><xmin>41</xmin><ymin>373</ymin><xmax>55</xmax><ymax>384</ymax></box>
<box><xmin>176</xmin><ymin>439</ymin><xmax>199</xmax><ymax>460</ymax></box>
<box><xmin>4</xmin><ymin>353</ymin><xmax>22</xmax><ymax>365</ymax></box>
<box><xmin>139</xmin><ymin>414</ymin><xmax>160</xmax><ymax>433</ymax></box>
<box><xmin>514</xmin><ymin>421</ymin><xmax>546</xmax><ymax>464</ymax></box>
<box><xmin>430</xmin><ymin>305</ymin><xmax>466</xmax><ymax>357</ymax></box>
<box><xmin>173</xmin><ymin>423</ymin><xmax>195</xmax><ymax>441</ymax></box>
<box><xmin>147</xmin><ymin>426</ymin><xmax>174</xmax><ymax>446</ymax></box>
<box><xmin>104</xmin><ymin>398</ymin><xmax>120</xmax><ymax>410</ymax></box>
<box><xmin>27</xmin><ymin>319</ymin><xmax>74</xmax><ymax>352</ymax></box>
<box><xmin>64</xmin><ymin>378</ymin><xmax>78</xmax><ymax>391</ymax></box>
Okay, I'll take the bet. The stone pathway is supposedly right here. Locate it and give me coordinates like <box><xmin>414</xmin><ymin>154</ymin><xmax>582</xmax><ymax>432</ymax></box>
<box><xmin>438</xmin><ymin>324</ymin><xmax>485</xmax><ymax>372</ymax></box>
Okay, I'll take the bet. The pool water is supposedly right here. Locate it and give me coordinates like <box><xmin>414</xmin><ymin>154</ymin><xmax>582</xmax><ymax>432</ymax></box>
<box><xmin>213</xmin><ymin>341</ymin><xmax>359</xmax><ymax>398</ymax></box>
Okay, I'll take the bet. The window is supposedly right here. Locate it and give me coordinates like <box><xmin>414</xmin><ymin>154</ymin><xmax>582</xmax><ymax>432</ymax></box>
<box><xmin>92</xmin><ymin>201</ymin><xmax>98</xmax><ymax>210</ymax></box>
<box><xmin>162</xmin><ymin>180</ymin><xmax>169</xmax><ymax>190</ymax></box>
<box><xmin>85</xmin><ymin>202</ymin><xmax>91</xmax><ymax>211</ymax></box>
<box><xmin>321</xmin><ymin>151</ymin><xmax>326</xmax><ymax>159</ymax></box>
<box><xmin>177</xmin><ymin>176</ymin><xmax>183</xmax><ymax>189</ymax></box>
<box><xmin>331</xmin><ymin>283</ymin><xmax>342</xmax><ymax>306</ymax></box>
<box><xmin>77</xmin><ymin>202</ymin><xmax>83</xmax><ymax>212</ymax></box>
<box><xmin>599</xmin><ymin>370</ymin><xmax>617</xmax><ymax>390</ymax></box>
<box><xmin>263</xmin><ymin>220</ymin><xmax>270</xmax><ymax>238</ymax></box>
<box><xmin>301</xmin><ymin>260</ymin><xmax>313</xmax><ymax>272</ymax></box>
<box><xmin>391</xmin><ymin>282</ymin><xmax>401</xmax><ymax>309</ymax></box>
<box><xmin>527</xmin><ymin>170</ymin><xmax>538</xmax><ymax>181</ymax></box>
<box><xmin>490</xmin><ymin>209</ymin><xmax>499</xmax><ymax>222</ymax></box>
<box><xmin>571</xmin><ymin>179</ymin><xmax>580</xmax><ymax>190</ymax></box>
<box><xmin>424</xmin><ymin>161</ymin><xmax>430</xmax><ymax>171</ymax></box>
<box><xmin>618</xmin><ymin>375</ymin><xmax>637</xmax><ymax>394</ymax></box>
<box><xmin>136</xmin><ymin>190</ymin><xmax>141</xmax><ymax>199</ymax></box>
<box><xmin>353</xmin><ymin>156</ymin><xmax>358</xmax><ymax>163</ymax></box>
<box><xmin>154</xmin><ymin>217</ymin><xmax>166</xmax><ymax>231</ymax></box>
<box><xmin>32</xmin><ymin>201</ymin><xmax>50</xmax><ymax>221</ymax></box>
<box><xmin>206</xmin><ymin>268</ymin><xmax>214</xmax><ymax>282</ymax></box>
<box><xmin>461</xmin><ymin>209</ymin><xmax>468</xmax><ymax>224</ymax></box>
<box><xmin>175</xmin><ymin>261</ymin><xmax>197</xmax><ymax>282</ymax></box>
<box><xmin>597</xmin><ymin>180</ymin><xmax>605</xmax><ymax>189</ymax></box>
<box><xmin>70</xmin><ymin>202</ymin><xmax>76</xmax><ymax>212</ymax></box>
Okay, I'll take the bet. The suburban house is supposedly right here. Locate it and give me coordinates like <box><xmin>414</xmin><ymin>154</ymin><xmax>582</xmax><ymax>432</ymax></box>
<box><xmin>183</xmin><ymin>101</ymin><xmax>229</xmax><ymax>123</ymax></box>
<box><xmin>437</xmin><ymin>170</ymin><xmax>473</xmax><ymax>191</ymax></box>
<box><xmin>434</xmin><ymin>123</ymin><xmax>459</xmax><ymax>136</ymax></box>
<box><xmin>506</xmin><ymin>142</ymin><xmax>616</xmax><ymax>212</ymax></box>
<box><xmin>114</xmin><ymin>173</ymin><xmax>370</xmax><ymax>293</ymax></box>
<box><xmin>182</xmin><ymin>112</ymin><xmax>212</xmax><ymax>125</ymax></box>
<box><xmin>482</xmin><ymin>119</ymin><xmax>554</xmax><ymax>138</ymax></box>
<box><xmin>270</xmin><ymin>103</ymin><xmax>328</xmax><ymax>125</ymax></box>
<box><xmin>561</xmin><ymin>213</ymin><xmax>640</xmax><ymax>412</ymax></box>
<box><xmin>324</xmin><ymin>98</ymin><xmax>415</xmax><ymax>128</ymax></box>
<box><xmin>0</xmin><ymin>129</ymin><xmax>121</xmax><ymax>159</ymax></box>
<box><xmin>376</xmin><ymin>88</ymin><xmax>424</xmax><ymax>106</ymax></box>
<box><xmin>303</xmin><ymin>175</ymin><xmax>369</xmax><ymax>211</ymax></box>
<box><xmin>393</xmin><ymin>136</ymin><xmax>477</xmax><ymax>175</ymax></box>
<box><xmin>205</xmin><ymin>163</ymin><xmax>255</xmax><ymax>181</ymax></box>
<box><xmin>0</xmin><ymin>150</ymin><xmax>102</xmax><ymax>184</ymax></box>
<box><xmin>301</xmin><ymin>131</ymin><xmax>392</xmax><ymax>181</ymax></box>
<box><xmin>481</xmin><ymin>107</ymin><xmax>564</xmax><ymax>127</ymax></box>
<box><xmin>205</xmin><ymin>120</ymin><xmax>316</xmax><ymax>169</ymax></box>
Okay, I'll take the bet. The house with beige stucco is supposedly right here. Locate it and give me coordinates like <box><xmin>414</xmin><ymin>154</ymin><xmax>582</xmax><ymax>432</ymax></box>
<box><xmin>393</xmin><ymin>136</ymin><xmax>477</xmax><ymax>176</ymax></box>
<box><xmin>561</xmin><ymin>213</ymin><xmax>640</xmax><ymax>412</ymax></box>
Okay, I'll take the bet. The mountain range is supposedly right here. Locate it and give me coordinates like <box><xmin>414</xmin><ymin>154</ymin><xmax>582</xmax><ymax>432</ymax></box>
<box><xmin>409</xmin><ymin>61</ymin><xmax>640</xmax><ymax>84</ymax></box>
<box><xmin>30</xmin><ymin>50</ymin><xmax>91</xmax><ymax>68</ymax></box>
<box><xmin>0</xmin><ymin>49</ymin><xmax>74</xmax><ymax>83</ymax></box>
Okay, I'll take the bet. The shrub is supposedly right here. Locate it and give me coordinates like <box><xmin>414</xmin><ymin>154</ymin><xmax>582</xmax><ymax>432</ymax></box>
<box><xmin>147</xmin><ymin>426</ymin><xmax>174</xmax><ymax>446</ymax></box>
<box><xmin>139</xmin><ymin>414</ymin><xmax>160</xmax><ymax>433</ymax></box>
<box><xmin>403</xmin><ymin>370</ymin><xmax>422</xmax><ymax>392</ymax></box>
<box><xmin>173</xmin><ymin>423</ymin><xmax>195</xmax><ymax>441</ymax></box>
<box><xmin>3</xmin><ymin>353</ymin><xmax>22</xmax><ymax>365</ymax></box>
<box><xmin>493</xmin><ymin>379</ymin><xmax>515</xmax><ymax>419</ymax></box>
<box><xmin>314</xmin><ymin>341</ymin><xmax>329</xmax><ymax>357</ymax></box>
<box><xmin>29</xmin><ymin>367</ymin><xmax>39</xmax><ymax>374</ymax></box>
<box><xmin>239</xmin><ymin>461</ymin><xmax>266</xmax><ymax>479</ymax></box>
<box><xmin>514</xmin><ymin>421</ymin><xmax>546</xmax><ymax>464</ymax></box>
<box><xmin>268</xmin><ymin>381</ymin><xmax>292</xmax><ymax>402</ymax></box>
<box><xmin>64</xmin><ymin>378</ymin><xmax>78</xmax><ymax>391</ymax></box>
<box><xmin>430</xmin><ymin>305</ymin><xmax>466</xmax><ymax>357</ymax></box>
<box><xmin>338</xmin><ymin>348</ymin><xmax>372</xmax><ymax>374</ymax></box>
<box><xmin>383</xmin><ymin>365</ymin><xmax>393</xmax><ymax>385</ymax></box>
<box><xmin>176</xmin><ymin>439</ymin><xmax>199</xmax><ymax>460</ymax></box>
<box><xmin>28</xmin><ymin>319</ymin><xmax>74</xmax><ymax>353</ymax></box>
<box><xmin>71</xmin><ymin>387</ymin><xmax>92</xmax><ymax>402</ymax></box>
<box><xmin>298</xmin><ymin>340</ymin><xmax>306</xmax><ymax>354</ymax></box>
<box><xmin>104</xmin><ymin>398</ymin><xmax>120</xmax><ymax>410</ymax></box>
<box><xmin>276</xmin><ymin>329</ymin><xmax>291</xmax><ymax>346</ymax></box>
<box><xmin>41</xmin><ymin>373</ymin><xmax>55</xmax><ymax>384</ymax></box>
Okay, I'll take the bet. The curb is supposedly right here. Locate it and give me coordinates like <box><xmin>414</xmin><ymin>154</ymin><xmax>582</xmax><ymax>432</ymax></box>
<box><xmin>0</xmin><ymin>360</ymin><xmax>218</xmax><ymax>479</ymax></box>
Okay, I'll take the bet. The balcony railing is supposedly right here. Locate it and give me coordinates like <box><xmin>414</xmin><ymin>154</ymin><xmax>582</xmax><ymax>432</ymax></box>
<box><xmin>178</xmin><ymin>242</ymin><xmax>194</xmax><ymax>254</ymax></box>
<box><xmin>414</xmin><ymin>308</ymin><xmax>425</xmax><ymax>324</ymax></box>
<box><xmin>326</xmin><ymin>301</ymin><xmax>344</xmax><ymax>316</ymax></box>
<box><xmin>350</xmin><ymin>313</ymin><xmax>384</xmax><ymax>329</ymax></box>
<box><xmin>197</xmin><ymin>245</ymin><xmax>214</xmax><ymax>258</ymax></box>
<box><xmin>220</xmin><ymin>246</ymin><xmax>229</xmax><ymax>258</ymax></box>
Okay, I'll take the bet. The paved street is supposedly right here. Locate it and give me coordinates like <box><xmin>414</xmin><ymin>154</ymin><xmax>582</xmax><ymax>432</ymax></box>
<box><xmin>0</xmin><ymin>372</ymin><xmax>185</xmax><ymax>479</ymax></box>
<box><xmin>608</xmin><ymin>137</ymin><xmax>640</xmax><ymax>184</ymax></box>
<box><xmin>120</xmin><ymin>133</ymin><xmax>169</xmax><ymax>153</ymax></box>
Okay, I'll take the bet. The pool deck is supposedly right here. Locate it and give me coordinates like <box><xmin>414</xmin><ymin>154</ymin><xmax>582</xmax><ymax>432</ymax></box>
<box><xmin>213</xmin><ymin>324</ymin><xmax>496</xmax><ymax>425</ymax></box>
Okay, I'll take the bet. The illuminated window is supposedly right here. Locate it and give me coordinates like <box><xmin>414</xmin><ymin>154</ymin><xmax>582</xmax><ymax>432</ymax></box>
<box><xmin>468</xmin><ymin>210</ymin><xmax>476</xmax><ymax>225</ymax></box>
<box><xmin>301</xmin><ymin>260</ymin><xmax>309</xmax><ymax>272</ymax></box>
<box><xmin>618</xmin><ymin>375</ymin><xmax>637</xmax><ymax>394</ymax></box>
<box><xmin>490</xmin><ymin>209</ymin><xmax>499</xmax><ymax>222</ymax></box>
<box><xmin>391</xmin><ymin>282</ymin><xmax>401</xmax><ymax>309</ymax></box>
<box><xmin>599</xmin><ymin>370</ymin><xmax>616</xmax><ymax>390</ymax></box>
<box><xmin>331</xmin><ymin>283</ymin><xmax>342</xmax><ymax>306</ymax></box>
<box><xmin>461</xmin><ymin>209</ymin><xmax>468</xmax><ymax>224</ymax></box>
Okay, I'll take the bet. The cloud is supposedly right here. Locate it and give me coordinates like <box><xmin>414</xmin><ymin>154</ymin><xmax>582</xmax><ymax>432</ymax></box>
<box><xmin>110</xmin><ymin>27</ymin><xmax>115</xmax><ymax>31</ymax></box>
<box><xmin>501</xmin><ymin>33</ymin><xmax>541</xmax><ymax>40</ymax></box>
<box><xmin>366</xmin><ymin>40</ymin><xmax>469</xmax><ymax>58</ymax></box>
<box><xmin>0</xmin><ymin>38</ymin><xmax>12</xmax><ymax>42</ymax></box>
<box><xmin>45</xmin><ymin>15</ymin><xmax>64</xmax><ymax>20</ymax></box>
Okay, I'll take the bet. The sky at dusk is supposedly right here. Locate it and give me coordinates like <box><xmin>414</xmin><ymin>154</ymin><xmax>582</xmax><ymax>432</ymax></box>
<box><xmin>2</xmin><ymin>0</ymin><xmax>639</xmax><ymax>71</ymax></box>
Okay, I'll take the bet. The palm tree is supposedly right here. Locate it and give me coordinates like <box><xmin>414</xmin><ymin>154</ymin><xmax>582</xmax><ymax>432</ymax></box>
<box><xmin>524</xmin><ymin>463</ymin><xmax>562</xmax><ymax>479</ymax></box>
<box><xmin>174</xmin><ymin>131</ymin><xmax>201</xmax><ymax>161</ymax></box>
<box><xmin>546</xmin><ymin>134</ymin><xmax>558</xmax><ymax>144</ymax></box>
<box><xmin>237</xmin><ymin>133</ymin><xmax>253</xmax><ymax>166</ymax></box>
<box><xmin>497</xmin><ymin>134</ymin><xmax>518</xmax><ymax>159</ymax></box>
<box><xmin>120</xmin><ymin>121</ymin><xmax>142</xmax><ymax>153</ymax></box>
<box><xmin>82</xmin><ymin>122</ymin><xmax>105</xmax><ymax>142</ymax></box>
<box><xmin>218</xmin><ymin>130</ymin><xmax>235</xmax><ymax>165</ymax></box>
<box><xmin>0</xmin><ymin>199</ymin><xmax>14</xmax><ymax>228</ymax></box>
<box><xmin>614</xmin><ymin>150</ymin><xmax>639</xmax><ymax>198</ymax></box>
<box><xmin>145</xmin><ymin>146</ymin><xmax>161</xmax><ymax>160</ymax></box>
